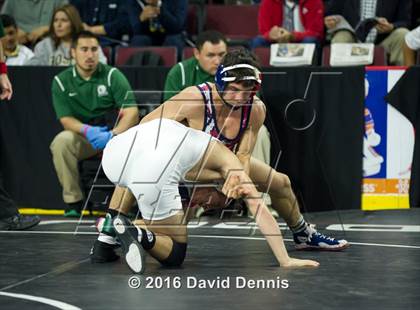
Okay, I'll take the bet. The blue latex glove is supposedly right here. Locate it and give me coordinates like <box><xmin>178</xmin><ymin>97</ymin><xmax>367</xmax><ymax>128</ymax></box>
<box><xmin>81</xmin><ymin>125</ymin><xmax>113</xmax><ymax>150</ymax></box>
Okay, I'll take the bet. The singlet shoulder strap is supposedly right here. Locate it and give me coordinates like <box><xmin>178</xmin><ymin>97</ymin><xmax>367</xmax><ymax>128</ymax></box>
<box><xmin>196</xmin><ymin>83</ymin><xmax>216</xmax><ymax>130</ymax></box>
<box><xmin>239</xmin><ymin>96</ymin><xmax>254</xmax><ymax>134</ymax></box>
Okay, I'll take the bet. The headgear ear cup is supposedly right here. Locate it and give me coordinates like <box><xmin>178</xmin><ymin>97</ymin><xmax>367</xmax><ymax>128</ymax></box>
<box><xmin>214</xmin><ymin>64</ymin><xmax>226</xmax><ymax>92</ymax></box>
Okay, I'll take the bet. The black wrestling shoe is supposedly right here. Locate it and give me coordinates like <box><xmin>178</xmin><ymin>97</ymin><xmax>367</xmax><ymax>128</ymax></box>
<box><xmin>112</xmin><ymin>215</ymin><xmax>145</xmax><ymax>274</ymax></box>
<box><xmin>0</xmin><ymin>214</ymin><xmax>40</xmax><ymax>231</ymax></box>
<box><xmin>90</xmin><ymin>239</ymin><xmax>120</xmax><ymax>263</ymax></box>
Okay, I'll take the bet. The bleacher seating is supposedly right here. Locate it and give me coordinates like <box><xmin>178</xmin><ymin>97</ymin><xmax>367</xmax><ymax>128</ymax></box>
<box><xmin>253</xmin><ymin>47</ymin><xmax>270</xmax><ymax>67</ymax></box>
<box><xmin>115</xmin><ymin>47</ymin><xmax>178</xmax><ymax>66</ymax></box>
<box><xmin>102</xmin><ymin>46</ymin><xmax>113</xmax><ymax>65</ymax></box>
<box><xmin>186</xmin><ymin>0</ymin><xmax>206</xmax><ymax>40</ymax></box>
<box><xmin>182</xmin><ymin>47</ymin><xmax>195</xmax><ymax>60</ymax></box>
<box><xmin>204</xmin><ymin>4</ymin><xmax>259</xmax><ymax>46</ymax></box>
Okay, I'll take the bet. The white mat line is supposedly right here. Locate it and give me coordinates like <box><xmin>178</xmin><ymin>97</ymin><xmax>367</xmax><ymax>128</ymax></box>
<box><xmin>0</xmin><ymin>292</ymin><xmax>81</xmax><ymax>310</ymax></box>
<box><xmin>189</xmin><ymin>235</ymin><xmax>420</xmax><ymax>249</ymax></box>
<box><xmin>1</xmin><ymin>230</ymin><xmax>419</xmax><ymax>249</ymax></box>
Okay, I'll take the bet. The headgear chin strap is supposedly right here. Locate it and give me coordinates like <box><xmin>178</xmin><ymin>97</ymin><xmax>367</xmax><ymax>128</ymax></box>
<box><xmin>214</xmin><ymin>63</ymin><xmax>262</xmax><ymax>110</ymax></box>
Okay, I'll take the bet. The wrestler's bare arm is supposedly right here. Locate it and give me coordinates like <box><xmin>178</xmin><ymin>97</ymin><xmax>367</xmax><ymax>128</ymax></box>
<box><xmin>140</xmin><ymin>86</ymin><xmax>203</xmax><ymax>125</ymax></box>
<box><xmin>205</xmin><ymin>142</ymin><xmax>319</xmax><ymax>268</ymax></box>
<box><xmin>235</xmin><ymin>98</ymin><xmax>266</xmax><ymax>174</ymax></box>
<box><xmin>237</xmin><ymin>182</ymin><xmax>318</xmax><ymax>268</ymax></box>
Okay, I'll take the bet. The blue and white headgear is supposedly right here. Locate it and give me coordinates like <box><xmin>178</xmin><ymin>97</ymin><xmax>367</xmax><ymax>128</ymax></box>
<box><xmin>214</xmin><ymin>63</ymin><xmax>262</xmax><ymax>93</ymax></box>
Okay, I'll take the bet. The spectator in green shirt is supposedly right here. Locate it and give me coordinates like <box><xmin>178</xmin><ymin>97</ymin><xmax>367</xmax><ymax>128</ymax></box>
<box><xmin>50</xmin><ymin>31</ymin><xmax>139</xmax><ymax>217</ymax></box>
<box><xmin>163</xmin><ymin>30</ymin><xmax>227</xmax><ymax>101</ymax></box>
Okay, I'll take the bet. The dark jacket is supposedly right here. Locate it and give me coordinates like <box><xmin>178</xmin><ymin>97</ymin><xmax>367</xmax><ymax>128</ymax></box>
<box><xmin>71</xmin><ymin>0</ymin><xmax>132</xmax><ymax>39</ymax></box>
<box><xmin>126</xmin><ymin>0</ymin><xmax>188</xmax><ymax>36</ymax></box>
<box><xmin>325</xmin><ymin>0</ymin><xmax>412</xmax><ymax>43</ymax></box>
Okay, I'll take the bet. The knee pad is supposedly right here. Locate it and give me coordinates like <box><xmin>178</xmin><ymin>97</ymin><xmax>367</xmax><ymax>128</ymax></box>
<box><xmin>158</xmin><ymin>241</ymin><xmax>187</xmax><ymax>267</ymax></box>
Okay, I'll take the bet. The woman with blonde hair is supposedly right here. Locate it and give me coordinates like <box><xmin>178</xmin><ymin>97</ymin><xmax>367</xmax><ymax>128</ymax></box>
<box><xmin>27</xmin><ymin>4</ymin><xmax>107</xmax><ymax>66</ymax></box>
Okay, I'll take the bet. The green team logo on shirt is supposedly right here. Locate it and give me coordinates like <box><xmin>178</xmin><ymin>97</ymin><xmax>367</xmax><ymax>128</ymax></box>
<box><xmin>97</xmin><ymin>85</ymin><xmax>108</xmax><ymax>97</ymax></box>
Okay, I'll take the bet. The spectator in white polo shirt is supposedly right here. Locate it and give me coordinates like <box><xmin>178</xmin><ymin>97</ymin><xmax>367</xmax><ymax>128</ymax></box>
<box><xmin>403</xmin><ymin>26</ymin><xmax>420</xmax><ymax>66</ymax></box>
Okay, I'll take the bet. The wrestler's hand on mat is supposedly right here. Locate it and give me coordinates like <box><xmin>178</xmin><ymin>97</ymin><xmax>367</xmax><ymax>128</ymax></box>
<box><xmin>281</xmin><ymin>257</ymin><xmax>320</xmax><ymax>268</ymax></box>
<box><xmin>81</xmin><ymin>125</ymin><xmax>113</xmax><ymax>150</ymax></box>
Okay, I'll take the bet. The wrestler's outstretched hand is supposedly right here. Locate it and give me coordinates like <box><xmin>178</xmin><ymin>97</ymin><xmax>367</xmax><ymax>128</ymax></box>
<box><xmin>281</xmin><ymin>257</ymin><xmax>320</xmax><ymax>268</ymax></box>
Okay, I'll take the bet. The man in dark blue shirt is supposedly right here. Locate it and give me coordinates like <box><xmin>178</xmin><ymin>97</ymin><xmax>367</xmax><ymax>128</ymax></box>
<box><xmin>126</xmin><ymin>0</ymin><xmax>187</xmax><ymax>58</ymax></box>
<box><xmin>71</xmin><ymin>0</ymin><xmax>132</xmax><ymax>45</ymax></box>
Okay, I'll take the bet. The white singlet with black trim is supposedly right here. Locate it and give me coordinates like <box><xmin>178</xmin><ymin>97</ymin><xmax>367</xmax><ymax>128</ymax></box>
<box><xmin>102</xmin><ymin>118</ymin><xmax>212</xmax><ymax>220</ymax></box>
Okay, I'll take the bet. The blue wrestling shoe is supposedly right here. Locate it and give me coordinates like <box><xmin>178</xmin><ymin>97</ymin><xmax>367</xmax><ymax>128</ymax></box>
<box><xmin>293</xmin><ymin>224</ymin><xmax>349</xmax><ymax>251</ymax></box>
<box><xmin>113</xmin><ymin>215</ymin><xmax>146</xmax><ymax>274</ymax></box>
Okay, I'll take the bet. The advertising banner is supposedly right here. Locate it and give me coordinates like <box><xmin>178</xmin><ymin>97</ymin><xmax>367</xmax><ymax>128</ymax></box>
<box><xmin>362</xmin><ymin>68</ymin><xmax>414</xmax><ymax>210</ymax></box>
